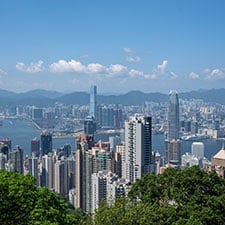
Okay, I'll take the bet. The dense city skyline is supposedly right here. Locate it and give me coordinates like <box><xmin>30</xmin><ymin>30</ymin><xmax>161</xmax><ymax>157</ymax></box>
<box><xmin>1</xmin><ymin>1</ymin><xmax>225</xmax><ymax>93</ymax></box>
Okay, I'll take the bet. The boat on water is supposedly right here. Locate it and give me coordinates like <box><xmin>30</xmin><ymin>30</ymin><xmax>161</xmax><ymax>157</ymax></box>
<box><xmin>181</xmin><ymin>134</ymin><xmax>210</xmax><ymax>141</ymax></box>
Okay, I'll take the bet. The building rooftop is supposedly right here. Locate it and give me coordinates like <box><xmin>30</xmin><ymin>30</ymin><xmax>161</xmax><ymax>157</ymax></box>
<box><xmin>212</xmin><ymin>142</ymin><xmax>225</xmax><ymax>160</ymax></box>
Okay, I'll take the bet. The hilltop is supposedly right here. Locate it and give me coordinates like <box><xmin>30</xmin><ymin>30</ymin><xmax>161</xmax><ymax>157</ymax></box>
<box><xmin>0</xmin><ymin>88</ymin><xmax>225</xmax><ymax>107</ymax></box>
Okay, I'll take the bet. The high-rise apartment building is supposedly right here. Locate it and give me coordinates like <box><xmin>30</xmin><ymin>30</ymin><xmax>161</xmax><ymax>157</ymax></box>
<box><xmin>91</xmin><ymin>171</ymin><xmax>107</xmax><ymax>213</ymax></box>
<box><xmin>41</xmin><ymin>130</ymin><xmax>52</xmax><ymax>156</ymax></box>
<box><xmin>54</xmin><ymin>158</ymin><xmax>68</xmax><ymax>194</ymax></box>
<box><xmin>67</xmin><ymin>156</ymin><xmax>76</xmax><ymax>190</ymax></box>
<box><xmin>31</xmin><ymin>137</ymin><xmax>40</xmax><ymax>157</ymax></box>
<box><xmin>9</xmin><ymin>145</ymin><xmax>24</xmax><ymax>174</ymax></box>
<box><xmin>90</xmin><ymin>85</ymin><xmax>97</xmax><ymax>119</ymax></box>
<box><xmin>91</xmin><ymin>147</ymin><xmax>112</xmax><ymax>174</ymax></box>
<box><xmin>91</xmin><ymin>171</ymin><xmax>131</xmax><ymax>213</ymax></box>
<box><xmin>75</xmin><ymin>134</ymin><xmax>94</xmax><ymax>212</ymax></box>
<box><xmin>97</xmin><ymin>105</ymin><xmax>123</xmax><ymax>129</ymax></box>
<box><xmin>165</xmin><ymin>139</ymin><xmax>181</xmax><ymax>165</ymax></box>
<box><xmin>40</xmin><ymin>153</ymin><xmax>54</xmax><ymax>188</ymax></box>
<box><xmin>125</xmin><ymin>115</ymin><xmax>155</xmax><ymax>183</ymax></box>
<box><xmin>28</xmin><ymin>155</ymin><xmax>39</xmax><ymax>184</ymax></box>
<box><xmin>112</xmin><ymin>144</ymin><xmax>125</xmax><ymax>178</ymax></box>
<box><xmin>165</xmin><ymin>90</ymin><xmax>181</xmax><ymax>165</ymax></box>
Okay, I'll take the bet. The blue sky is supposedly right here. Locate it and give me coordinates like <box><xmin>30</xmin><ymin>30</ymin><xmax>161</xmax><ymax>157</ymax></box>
<box><xmin>0</xmin><ymin>0</ymin><xmax>225</xmax><ymax>94</ymax></box>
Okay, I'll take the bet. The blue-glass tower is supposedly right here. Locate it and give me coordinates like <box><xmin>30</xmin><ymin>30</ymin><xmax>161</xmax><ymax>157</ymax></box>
<box><xmin>165</xmin><ymin>90</ymin><xmax>181</xmax><ymax>165</ymax></box>
<box><xmin>90</xmin><ymin>85</ymin><xmax>97</xmax><ymax>119</ymax></box>
<box><xmin>168</xmin><ymin>90</ymin><xmax>180</xmax><ymax>140</ymax></box>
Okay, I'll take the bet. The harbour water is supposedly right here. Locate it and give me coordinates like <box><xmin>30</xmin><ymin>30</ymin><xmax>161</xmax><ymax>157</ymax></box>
<box><xmin>0</xmin><ymin>118</ymin><xmax>223</xmax><ymax>159</ymax></box>
<box><xmin>152</xmin><ymin>133</ymin><xmax>224</xmax><ymax>160</ymax></box>
<box><xmin>93</xmin><ymin>130</ymin><xmax>223</xmax><ymax>160</ymax></box>
<box><xmin>0</xmin><ymin>118</ymin><xmax>75</xmax><ymax>155</ymax></box>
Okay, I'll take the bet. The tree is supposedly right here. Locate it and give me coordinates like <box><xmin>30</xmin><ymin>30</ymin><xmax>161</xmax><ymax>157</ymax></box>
<box><xmin>94</xmin><ymin>166</ymin><xmax>225</xmax><ymax>224</ymax></box>
<box><xmin>0</xmin><ymin>170</ymin><xmax>86</xmax><ymax>225</ymax></box>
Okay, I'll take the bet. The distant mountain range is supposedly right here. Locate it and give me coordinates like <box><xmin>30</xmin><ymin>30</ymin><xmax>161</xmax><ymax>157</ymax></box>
<box><xmin>0</xmin><ymin>88</ymin><xmax>225</xmax><ymax>107</ymax></box>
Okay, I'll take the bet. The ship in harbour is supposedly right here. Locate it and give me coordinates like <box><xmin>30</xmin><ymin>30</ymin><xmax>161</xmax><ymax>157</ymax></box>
<box><xmin>181</xmin><ymin>134</ymin><xmax>210</xmax><ymax>141</ymax></box>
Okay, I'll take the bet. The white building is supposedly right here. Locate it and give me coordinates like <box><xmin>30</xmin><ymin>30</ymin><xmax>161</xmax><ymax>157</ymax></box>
<box><xmin>181</xmin><ymin>152</ymin><xmax>199</xmax><ymax>168</ymax></box>
<box><xmin>91</xmin><ymin>171</ymin><xmax>107</xmax><ymax>213</ymax></box>
<box><xmin>191</xmin><ymin>142</ymin><xmax>204</xmax><ymax>159</ymax></box>
<box><xmin>91</xmin><ymin>171</ymin><xmax>131</xmax><ymax>213</ymax></box>
<box><xmin>125</xmin><ymin>115</ymin><xmax>155</xmax><ymax>183</ymax></box>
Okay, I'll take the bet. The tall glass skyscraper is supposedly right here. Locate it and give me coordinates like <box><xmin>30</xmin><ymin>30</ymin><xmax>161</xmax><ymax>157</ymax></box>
<box><xmin>90</xmin><ymin>85</ymin><xmax>97</xmax><ymax>119</ymax></box>
<box><xmin>165</xmin><ymin>90</ymin><xmax>181</xmax><ymax>165</ymax></box>
<box><xmin>168</xmin><ymin>90</ymin><xmax>180</xmax><ymax>140</ymax></box>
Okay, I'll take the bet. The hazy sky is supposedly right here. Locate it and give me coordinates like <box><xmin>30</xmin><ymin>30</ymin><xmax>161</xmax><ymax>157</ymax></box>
<box><xmin>1</xmin><ymin>0</ymin><xmax>225</xmax><ymax>94</ymax></box>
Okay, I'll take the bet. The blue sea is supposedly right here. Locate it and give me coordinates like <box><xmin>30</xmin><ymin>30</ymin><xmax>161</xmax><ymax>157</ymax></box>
<box><xmin>0</xmin><ymin>118</ymin><xmax>223</xmax><ymax>159</ymax></box>
<box><xmin>0</xmin><ymin>118</ymin><xmax>75</xmax><ymax>155</ymax></box>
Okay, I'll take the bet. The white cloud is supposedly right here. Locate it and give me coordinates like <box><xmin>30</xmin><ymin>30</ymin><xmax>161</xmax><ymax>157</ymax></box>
<box><xmin>129</xmin><ymin>69</ymin><xmax>144</xmax><ymax>77</ymax></box>
<box><xmin>49</xmin><ymin>59</ymin><xmax>128</xmax><ymax>77</ymax></box>
<box><xmin>126</xmin><ymin>56</ymin><xmax>141</xmax><ymax>62</ymax></box>
<box><xmin>49</xmin><ymin>60</ymin><xmax>86</xmax><ymax>73</ymax></box>
<box><xmin>128</xmin><ymin>69</ymin><xmax>156</xmax><ymax>79</ymax></box>
<box><xmin>189</xmin><ymin>72</ymin><xmax>199</xmax><ymax>79</ymax></box>
<box><xmin>0</xmin><ymin>68</ymin><xmax>7</xmax><ymax>75</ymax></box>
<box><xmin>49</xmin><ymin>60</ymin><xmax>106</xmax><ymax>74</ymax></box>
<box><xmin>204</xmin><ymin>68</ymin><xmax>225</xmax><ymax>80</ymax></box>
<box><xmin>124</xmin><ymin>47</ymin><xmax>141</xmax><ymax>63</ymax></box>
<box><xmin>107</xmin><ymin>64</ymin><xmax>127</xmax><ymax>75</ymax></box>
<box><xmin>86</xmin><ymin>63</ymin><xmax>106</xmax><ymax>73</ymax></box>
<box><xmin>49</xmin><ymin>58</ymin><xmax>157</xmax><ymax>80</ymax></box>
<box><xmin>157</xmin><ymin>60</ymin><xmax>168</xmax><ymax>73</ymax></box>
<box><xmin>149</xmin><ymin>59</ymin><xmax>178</xmax><ymax>79</ymax></box>
<box><xmin>16</xmin><ymin>60</ymin><xmax>45</xmax><ymax>73</ymax></box>
<box><xmin>123</xmin><ymin>47</ymin><xmax>133</xmax><ymax>53</ymax></box>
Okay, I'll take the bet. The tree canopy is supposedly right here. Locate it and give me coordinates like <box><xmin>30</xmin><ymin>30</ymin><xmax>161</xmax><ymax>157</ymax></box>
<box><xmin>94</xmin><ymin>166</ymin><xmax>225</xmax><ymax>225</ymax></box>
<box><xmin>2</xmin><ymin>166</ymin><xmax>225</xmax><ymax>224</ymax></box>
<box><xmin>0</xmin><ymin>170</ymin><xmax>86</xmax><ymax>225</ymax></box>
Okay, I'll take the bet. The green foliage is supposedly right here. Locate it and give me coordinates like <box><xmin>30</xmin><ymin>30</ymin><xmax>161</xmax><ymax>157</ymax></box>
<box><xmin>0</xmin><ymin>170</ymin><xmax>86</xmax><ymax>225</ymax></box>
<box><xmin>94</xmin><ymin>166</ymin><xmax>225</xmax><ymax>225</ymax></box>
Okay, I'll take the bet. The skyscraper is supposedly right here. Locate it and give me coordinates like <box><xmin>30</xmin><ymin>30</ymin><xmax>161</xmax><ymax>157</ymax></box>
<box><xmin>90</xmin><ymin>85</ymin><xmax>97</xmax><ymax>119</ymax></box>
<box><xmin>28</xmin><ymin>154</ymin><xmax>39</xmax><ymax>184</ymax></box>
<box><xmin>75</xmin><ymin>134</ymin><xmax>94</xmax><ymax>212</ymax></box>
<box><xmin>165</xmin><ymin>90</ymin><xmax>181</xmax><ymax>165</ymax></box>
<box><xmin>125</xmin><ymin>115</ymin><xmax>155</xmax><ymax>183</ymax></box>
<box><xmin>40</xmin><ymin>153</ymin><xmax>54</xmax><ymax>188</ymax></box>
<box><xmin>165</xmin><ymin>139</ymin><xmax>181</xmax><ymax>165</ymax></box>
<box><xmin>41</xmin><ymin>130</ymin><xmax>52</xmax><ymax>156</ymax></box>
<box><xmin>9</xmin><ymin>145</ymin><xmax>24</xmax><ymax>174</ymax></box>
<box><xmin>168</xmin><ymin>90</ymin><xmax>180</xmax><ymax>140</ymax></box>
<box><xmin>54</xmin><ymin>158</ymin><xmax>68</xmax><ymax>194</ymax></box>
<box><xmin>84</xmin><ymin>115</ymin><xmax>96</xmax><ymax>135</ymax></box>
<box><xmin>31</xmin><ymin>137</ymin><xmax>40</xmax><ymax>157</ymax></box>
